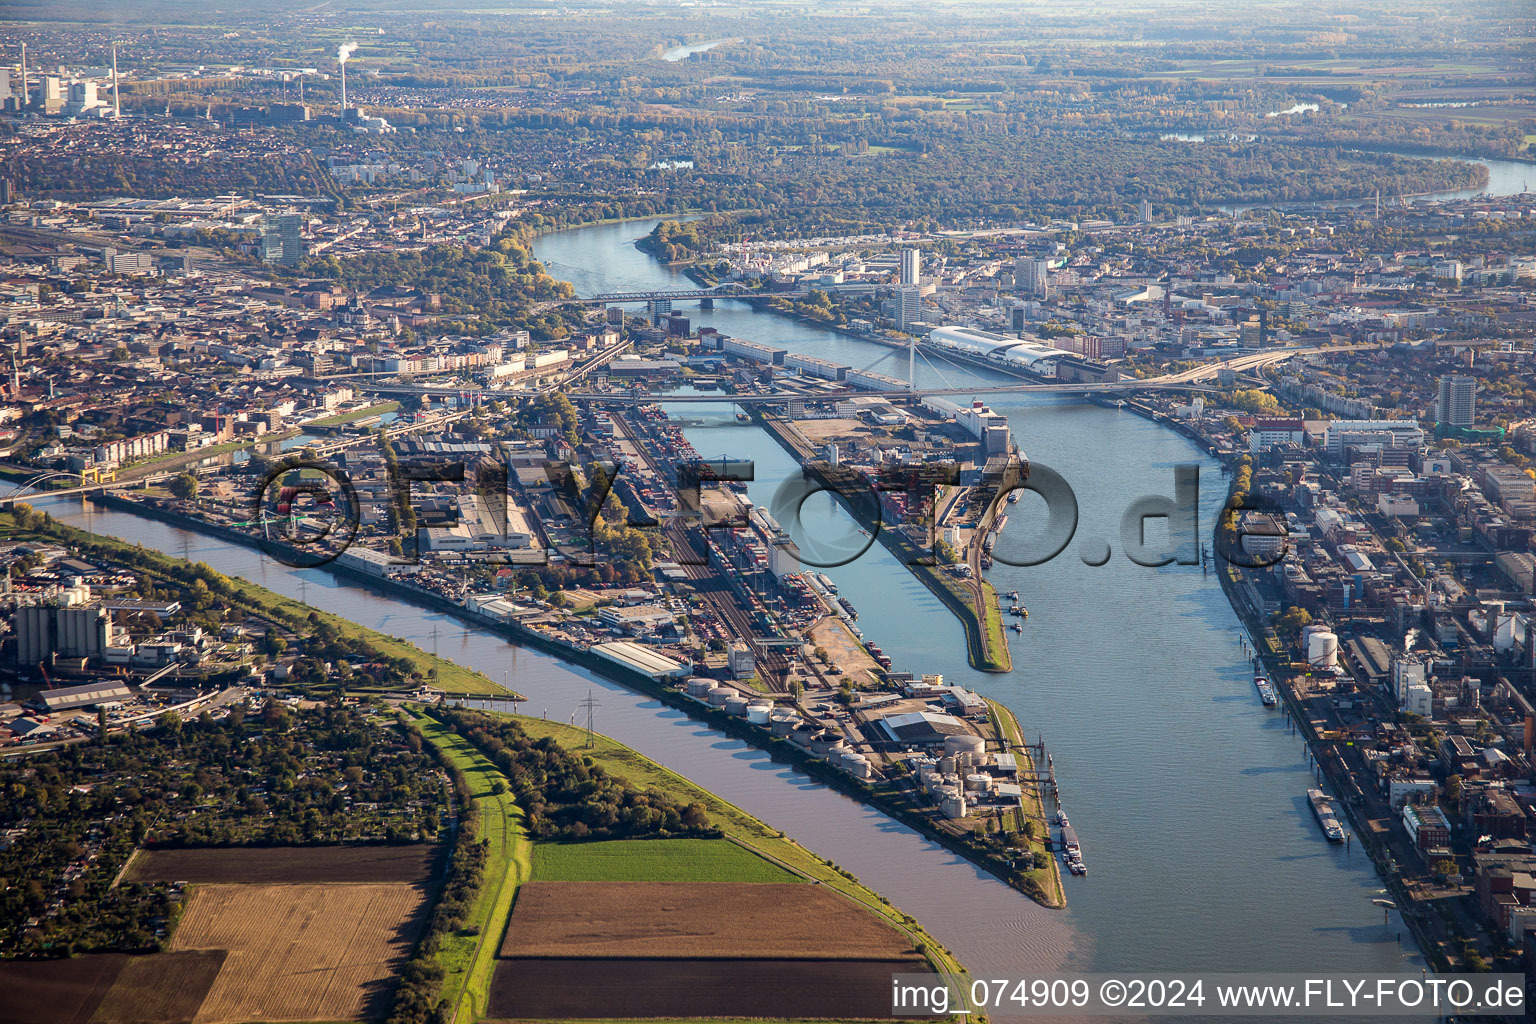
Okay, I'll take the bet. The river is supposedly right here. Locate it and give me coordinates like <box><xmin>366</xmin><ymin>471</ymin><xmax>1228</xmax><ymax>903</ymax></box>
<box><xmin>534</xmin><ymin>218</ymin><xmax>1434</xmax><ymax>1002</ymax></box>
<box><xmin>29</xmin><ymin>216</ymin><xmax>1432</xmax><ymax>1022</ymax></box>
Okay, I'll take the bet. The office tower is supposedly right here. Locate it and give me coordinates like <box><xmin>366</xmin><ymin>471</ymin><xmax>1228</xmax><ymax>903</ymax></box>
<box><xmin>262</xmin><ymin>213</ymin><xmax>306</xmax><ymax>268</ymax></box>
<box><xmin>1009</xmin><ymin>303</ymin><xmax>1027</xmax><ymax>332</ymax></box>
<box><xmin>1436</xmin><ymin>375</ymin><xmax>1475</xmax><ymax>427</ymax></box>
<box><xmin>0</xmin><ymin>179</ymin><xmax>13</xmax><ymax>205</ymax></box>
<box><xmin>38</xmin><ymin>75</ymin><xmax>64</xmax><ymax>114</ymax></box>
<box><xmin>1016</xmin><ymin>257</ymin><xmax>1049</xmax><ymax>299</ymax></box>
<box><xmin>1140</xmin><ymin>199</ymin><xmax>1152</xmax><ymax>224</ymax></box>
<box><xmin>899</xmin><ymin>247</ymin><xmax>921</xmax><ymax>286</ymax></box>
<box><xmin>896</xmin><ymin>285</ymin><xmax>920</xmax><ymax>332</ymax></box>
<box><xmin>111</xmin><ymin>45</ymin><xmax>120</xmax><ymax>118</ymax></box>
<box><xmin>647</xmin><ymin>297</ymin><xmax>672</xmax><ymax>326</ymax></box>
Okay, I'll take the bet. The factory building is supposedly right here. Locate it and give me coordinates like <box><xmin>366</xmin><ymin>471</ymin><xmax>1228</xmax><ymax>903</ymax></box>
<box><xmin>16</xmin><ymin>590</ymin><xmax>116</xmax><ymax>666</ymax></box>
<box><xmin>31</xmin><ymin>681</ymin><xmax>133</xmax><ymax>713</ymax></box>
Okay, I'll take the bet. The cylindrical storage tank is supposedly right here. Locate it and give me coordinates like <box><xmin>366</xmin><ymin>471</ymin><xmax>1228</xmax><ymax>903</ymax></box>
<box><xmin>790</xmin><ymin>724</ymin><xmax>817</xmax><ymax>747</ymax></box>
<box><xmin>747</xmin><ymin>703</ymin><xmax>772</xmax><ymax>725</ymax></box>
<box><xmin>965</xmin><ymin>772</ymin><xmax>992</xmax><ymax>793</ymax></box>
<box><xmin>1306</xmin><ymin>630</ymin><xmax>1339</xmax><ymax>669</ymax></box>
<box><xmin>725</xmin><ymin>696</ymin><xmax>750</xmax><ymax>717</ymax></box>
<box><xmin>810</xmin><ymin>732</ymin><xmax>840</xmax><ymax>756</ymax></box>
<box><xmin>945</xmin><ymin>734</ymin><xmax>987</xmax><ymax>757</ymax></box>
<box><xmin>842</xmin><ymin>753</ymin><xmax>872</xmax><ymax>779</ymax></box>
<box><xmin>937</xmin><ymin>755</ymin><xmax>957</xmax><ymax>774</ymax></box>
<box><xmin>771</xmin><ymin>714</ymin><xmax>802</xmax><ymax>737</ymax></box>
<box><xmin>706</xmin><ymin>686</ymin><xmax>733</xmax><ymax>706</ymax></box>
<box><xmin>940</xmin><ymin>794</ymin><xmax>968</xmax><ymax>819</ymax></box>
<box><xmin>937</xmin><ymin>785</ymin><xmax>961</xmax><ymax>802</ymax></box>
<box><xmin>686</xmin><ymin>677</ymin><xmax>713</xmax><ymax>697</ymax></box>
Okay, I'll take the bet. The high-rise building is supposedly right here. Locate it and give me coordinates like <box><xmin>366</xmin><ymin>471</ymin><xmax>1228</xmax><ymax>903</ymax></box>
<box><xmin>899</xmin><ymin>247</ymin><xmax>921</xmax><ymax>286</ymax></box>
<box><xmin>1016</xmin><ymin>257</ymin><xmax>1050</xmax><ymax>299</ymax></box>
<box><xmin>1436</xmin><ymin>375</ymin><xmax>1475</xmax><ymax>427</ymax></box>
<box><xmin>647</xmin><ymin>297</ymin><xmax>672</xmax><ymax>326</ymax></box>
<box><xmin>1140</xmin><ymin>199</ymin><xmax>1152</xmax><ymax>224</ymax></box>
<box><xmin>896</xmin><ymin>285</ymin><xmax>921</xmax><ymax>332</ymax></box>
<box><xmin>262</xmin><ymin>213</ymin><xmax>306</xmax><ymax>268</ymax></box>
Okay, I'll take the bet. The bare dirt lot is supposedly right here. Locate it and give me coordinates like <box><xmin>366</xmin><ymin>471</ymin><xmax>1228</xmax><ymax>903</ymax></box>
<box><xmin>123</xmin><ymin>844</ymin><xmax>437</xmax><ymax>884</ymax></box>
<box><xmin>488</xmin><ymin>957</ymin><xmax>931</xmax><ymax>1019</ymax></box>
<box><xmin>499</xmin><ymin>881</ymin><xmax>919</xmax><ymax>960</ymax></box>
<box><xmin>169</xmin><ymin>882</ymin><xmax>429</xmax><ymax>1023</ymax></box>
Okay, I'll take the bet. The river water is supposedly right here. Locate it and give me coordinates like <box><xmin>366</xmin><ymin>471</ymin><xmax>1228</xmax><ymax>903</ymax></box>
<box><xmin>534</xmin><ymin>219</ymin><xmax>1433</xmax><ymax>996</ymax></box>
<box><xmin>29</xmin><ymin>215</ymin><xmax>1434</xmax><ymax>1020</ymax></box>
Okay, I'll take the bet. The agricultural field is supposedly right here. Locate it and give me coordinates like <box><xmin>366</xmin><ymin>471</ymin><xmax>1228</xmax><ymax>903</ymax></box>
<box><xmin>0</xmin><ymin>954</ymin><xmax>128</xmax><ymax>1024</ymax></box>
<box><xmin>169</xmin><ymin>882</ymin><xmax>430</xmax><ymax>1024</ymax></box>
<box><xmin>500</xmin><ymin>881</ymin><xmax>919</xmax><ymax>960</ymax></box>
<box><xmin>528</xmin><ymin>838</ymin><xmax>801</xmax><ymax>883</ymax></box>
<box><xmin>89</xmin><ymin>951</ymin><xmax>228</xmax><ymax>1024</ymax></box>
<box><xmin>123</xmin><ymin>844</ymin><xmax>438</xmax><ymax>884</ymax></box>
<box><xmin>0</xmin><ymin>951</ymin><xmax>224</xmax><ymax>1024</ymax></box>
<box><xmin>487</xmin><ymin>958</ymin><xmax>928</xmax><ymax>1020</ymax></box>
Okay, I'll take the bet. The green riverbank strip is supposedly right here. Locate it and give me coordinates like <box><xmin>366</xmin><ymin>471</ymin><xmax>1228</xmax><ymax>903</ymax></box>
<box><xmin>408</xmin><ymin>711</ymin><xmax>531</xmax><ymax>1024</ymax></box>
<box><xmin>2</xmin><ymin>509</ymin><xmax>514</xmax><ymax>695</ymax></box>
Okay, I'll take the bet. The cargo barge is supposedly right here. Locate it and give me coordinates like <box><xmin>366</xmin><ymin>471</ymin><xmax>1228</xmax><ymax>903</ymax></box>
<box><xmin>1308</xmin><ymin>787</ymin><xmax>1346</xmax><ymax>842</ymax></box>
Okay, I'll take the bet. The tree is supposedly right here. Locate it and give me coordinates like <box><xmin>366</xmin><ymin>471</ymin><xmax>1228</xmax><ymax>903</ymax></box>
<box><xmin>169</xmin><ymin>473</ymin><xmax>199</xmax><ymax>500</ymax></box>
<box><xmin>1274</xmin><ymin>607</ymin><xmax>1312</xmax><ymax>635</ymax></box>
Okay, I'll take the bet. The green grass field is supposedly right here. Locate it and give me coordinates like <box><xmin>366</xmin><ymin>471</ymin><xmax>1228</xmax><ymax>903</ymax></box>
<box><xmin>409</xmin><ymin>711</ymin><xmax>531</xmax><ymax>1024</ymax></box>
<box><xmin>530</xmin><ymin>838</ymin><xmax>802</xmax><ymax>883</ymax></box>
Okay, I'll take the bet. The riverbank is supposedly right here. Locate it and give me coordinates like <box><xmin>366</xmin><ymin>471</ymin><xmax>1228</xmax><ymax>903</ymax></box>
<box><xmin>79</xmin><ymin>491</ymin><xmax>1057</xmax><ymax>907</ymax></box>
<box><xmin>754</xmin><ymin>410</ymin><xmax>1012</xmax><ymax>673</ymax></box>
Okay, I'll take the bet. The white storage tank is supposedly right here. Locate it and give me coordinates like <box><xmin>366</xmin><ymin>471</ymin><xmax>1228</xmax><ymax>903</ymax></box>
<box><xmin>937</xmin><ymin>755</ymin><xmax>957</xmax><ymax>774</ymax></box>
<box><xmin>686</xmin><ymin>677</ymin><xmax>714</xmax><ymax>697</ymax></box>
<box><xmin>1306</xmin><ymin>629</ymin><xmax>1339</xmax><ymax>669</ymax></box>
<box><xmin>725</xmin><ymin>696</ymin><xmax>750</xmax><ymax>717</ymax></box>
<box><xmin>841</xmin><ymin>752</ymin><xmax>873</xmax><ymax>779</ymax></box>
<box><xmin>706</xmin><ymin>686</ymin><xmax>733</xmax><ymax>706</ymax></box>
<box><xmin>945</xmin><ymin>734</ymin><xmax>987</xmax><ymax>757</ymax></box>
<box><xmin>940</xmin><ymin>794</ymin><xmax>968</xmax><ymax>819</ymax></box>
<box><xmin>747</xmin><ymin>703</ymin><xmax>773</xmax><ymax>725</ymax></box>
<box><xmin>965</xmin><ymin>772</ymin><xmax>992</xmax><ymax>793</ymax></box>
